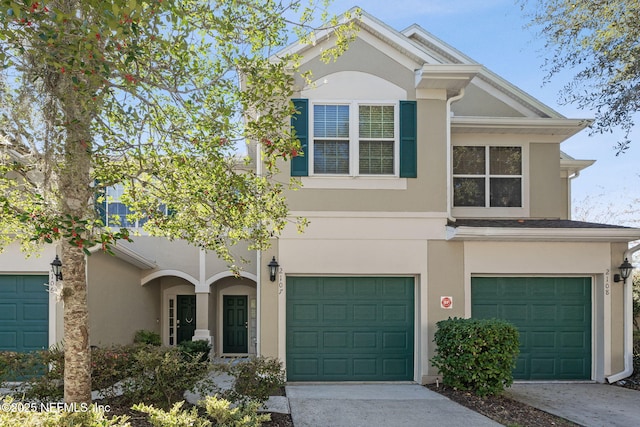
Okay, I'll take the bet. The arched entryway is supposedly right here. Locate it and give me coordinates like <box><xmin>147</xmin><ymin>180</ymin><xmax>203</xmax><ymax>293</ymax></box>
<box><xmin>209</xmin><ymin>275</ymin><xmax>257</xmax><ymax>356</ymax></box>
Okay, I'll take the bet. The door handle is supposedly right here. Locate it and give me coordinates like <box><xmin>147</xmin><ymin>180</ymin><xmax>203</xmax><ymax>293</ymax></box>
<box><xmin>244</xmin><ymin>321</ymin><xmax>248</xmax><ymax>329</ymax></box>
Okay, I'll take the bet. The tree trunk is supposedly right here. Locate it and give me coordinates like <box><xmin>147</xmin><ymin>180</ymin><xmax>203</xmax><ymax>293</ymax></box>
<box><xmin>61</xmin><ymin>243</ymin><xmax>91</xmax><ymax>403</ymax></box>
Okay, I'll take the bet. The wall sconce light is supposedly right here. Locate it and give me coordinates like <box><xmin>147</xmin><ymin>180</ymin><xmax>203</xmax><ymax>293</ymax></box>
<box><xmin>50</xmin><ymin>255</ymin><xmax>63</xmax><ymax>281</ymax></box>
<box><xmin>268</xmin><ymin>256</ymin><xmax>279</xmax><ymax>282</ymax></box>
<box><xmin>614</xmin><ymin>258</ymin><xmax>633</xmax><ymax>283</ymax></box>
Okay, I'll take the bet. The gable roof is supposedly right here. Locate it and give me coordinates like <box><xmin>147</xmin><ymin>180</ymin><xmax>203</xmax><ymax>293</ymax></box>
<box><xmin>279</xmin><ymin>7</ymin><xmax>591</xmax><ymax>135</ymax></box>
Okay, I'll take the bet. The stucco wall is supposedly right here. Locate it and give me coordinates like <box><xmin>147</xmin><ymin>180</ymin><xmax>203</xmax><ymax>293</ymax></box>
<box><xmin>530</xmin><ymin>143</ymin><xmax>563</xmax><ymax>218</ymax></box>
<box><xmin>88</xmin><ymin>251</ymin><xmax>160</xmax><ymax>346</ymax></box>
<box><xmin>425</xmin><ymin>240</ymin><xmax>465</xmax><ymax>381</ymax></box>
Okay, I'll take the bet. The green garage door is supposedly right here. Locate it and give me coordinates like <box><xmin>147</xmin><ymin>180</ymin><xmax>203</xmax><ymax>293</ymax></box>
<box><xmin>287</xmin><ymin>276</ymin><xmax>414</xmax><ymax>381</ymax></box>
<box><xmin>0</xmin><ymin>275</ymin><xmax>49</xmax><ymax>352</ymax></box>
<box><xmin>472</xmin><ymin>277</ymin><xmax>591</xmax><ymax>380</ymax></box>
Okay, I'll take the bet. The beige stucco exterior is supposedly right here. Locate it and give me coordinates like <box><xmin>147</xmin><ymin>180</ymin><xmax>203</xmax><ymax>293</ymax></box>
<box><xmin>2</xmin><ymin>9</ymin><xmax>639</xmax><ymax>386</ymax></box>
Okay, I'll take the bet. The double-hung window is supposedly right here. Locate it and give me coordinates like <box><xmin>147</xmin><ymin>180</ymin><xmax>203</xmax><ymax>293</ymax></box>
<box><xmin>311</xmin><ymin>102</ymin><xmax>397</xmax><ymax>176</ymax></box>
<box><xmin>453</xmin><ymin>146</ymin><xmax>522</xmax><ymax>208</ymax></box>
<box><xmin>98</xmin><ymin>184</ymin><xmax>168</xmax><ymax>229</ymax></box>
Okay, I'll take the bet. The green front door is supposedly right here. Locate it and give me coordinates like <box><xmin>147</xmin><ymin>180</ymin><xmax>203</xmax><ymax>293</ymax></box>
<box><xmin>223</xmin><ymin>296</ymin><xmax>248</xmax><ymax>353</ymax></box>
<box><xmin>0</xmin><ymin>275</ymin><xmax>49</xmax><ymax>352</ymax></box>
<box><xmin>286</xmin><ymin>276</ymin><xmax>414</xmax><ymax>381</ymax></box>
<box><xmin>472</xmin><ymin>277</ymin><xmax>591</xmax><ymax>380</ymax></box>
<box><xmin>176</xmin><ymin>295</ymin><xmax>196</xmax><ymax>345</ymax></box>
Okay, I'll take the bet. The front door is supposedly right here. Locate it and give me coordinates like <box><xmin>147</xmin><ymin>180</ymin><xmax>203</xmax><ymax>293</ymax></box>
<box><xmin>223</xmin><ymin>295</ymin><xmax>248</xmax><ymax>353</ymax></box>
<box><xmin>177</xmin><ymin>295</ymin><xmax>196</xmax><ymax>345</ymax></box>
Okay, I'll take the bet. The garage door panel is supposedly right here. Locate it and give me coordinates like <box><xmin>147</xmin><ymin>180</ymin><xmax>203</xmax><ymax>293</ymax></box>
<box><xmin>290</xmin><ymin>331</ymin><xmax>318</xmax><ymax>348</ymax></box>
<box><xmin>287</xmin><ymin>276</ymin><xmax>414</xmax><ymax>381</ymax></box>
<box><xmin>323</xmin><ymin>304</ymin><xmax>348</xmax><ymax>320</ymax></box>
<box><xmin>0</xmin><ymin>304</ymin><xmax>17</xmax><ymax>321</ymax></box>
<box><xmin>353</xmin><ymin>332</ymin><xmax>376</xmax><ymax>348</ymax></box>
<box><xmin>353</xmin><ymin>304</ymin><xmax>376</xmax><ymax>321</ymax></box>
<box><xmin>24</xmin><ymin>303</ymin><xmax>48</xmax><ymax>321</ymax></box>
<box><xmin>383</xmin><ymin>358</ymin><xmax>411</xmax><ymax>376</ymax></box>
<box><xmin>353</xmin><ymin>358</ymin><xmax>377</xmax><ymax>375</ymax></box>
<box><xmin>291</xmin><ymin>304</ymin><xmax>318</xmax><ymax>321</ymax></box>
<box><xmin>324</xmin><ymin>331</ymin><xmax>348</xmax><ymax>348</ymax></box>
<box><xmin>472</xmin><ymin>277</ymin><xmax>591</xmax><ymax>380</ymax></box>
<box><xmin>382</xmin><ymin>304</ymin><xmax>408</xmax><ymax>321</ymax></box>
<box><xmin>503</xmin><ymin>304</ymin><xmax>528</xmax><ymax>320</ymax></box>
<box><xmin>0</xmin><ymin>332</ymin><xmax>17</xmax><ymax>349</ymax></box>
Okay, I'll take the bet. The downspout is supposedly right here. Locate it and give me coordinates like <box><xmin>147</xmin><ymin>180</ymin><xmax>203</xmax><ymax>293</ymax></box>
<box><xmin>606</xmin><ymin>242</ymin><xmax>640</xmax><ymax>383</ymax></box>
<box><xmin>567</xmin><ymin>171</ymin><xmax>580</xmax><ymax>219</ymax></box>
<box><xmin>446</xmin><ymin>88</ymin><xmax>465</xmax><ymax>222</ymax></box>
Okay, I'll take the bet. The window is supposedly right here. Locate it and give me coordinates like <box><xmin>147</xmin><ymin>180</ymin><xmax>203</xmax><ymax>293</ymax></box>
<box><xmin>311</xmin><ymin>102</ymin><xmax>397</xmax><ymax>176</ymax></box>
<box><xmin>313</xmin><ymin>105</ymin><xmax>350</xmax><ymax>174</ymax></box>
<box><xmin>453</xmin><ymin>146</ymin><xmax>522</xmax><ymax>207</ymax></box>
<box><xmin>98</xmin><ymin>184</ymin><xmax>168</xmax><ymax>229</ymax></box>
<box><xmin>359</xmin><ymin>105</ymin><xmax>395</xmax><ymax>175</ymax></box>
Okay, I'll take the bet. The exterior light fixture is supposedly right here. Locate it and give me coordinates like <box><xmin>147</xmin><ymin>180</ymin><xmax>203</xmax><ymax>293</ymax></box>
<box><xmin>50</xmin><ymin>255</ymin><xmax>63</xmax><ymax>281</ymax></box>
<box><xmin>614</xmin><ymin>258</ymin><xmax>633</xmax><ymax>283</ymax></box>
<box><xmin>268</xmin><ymin>256</ymin><xmax>279</xmax><ymax>282</ymax></box>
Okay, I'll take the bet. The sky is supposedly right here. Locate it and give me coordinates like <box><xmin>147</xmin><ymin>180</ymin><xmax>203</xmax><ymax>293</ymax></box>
<box><xmin>323</xmin><ymin>1</ymin><xmax>639</xmax><ymax>224</ymax></box>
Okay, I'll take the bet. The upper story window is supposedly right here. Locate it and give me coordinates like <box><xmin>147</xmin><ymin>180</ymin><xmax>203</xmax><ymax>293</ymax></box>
<box><xmin>98</xmin><ymin>184</ymin><xmax>168</xmax><ymax>229</ymax></box>
<box><xmin>311</xmin><ymin>102</ymin><xmax>397</xmax><ymax>176</ymax></box>
<box><xmin>453</xmin><ymin>146</ymin><xmax>522</xmax><ymax>208</ymax></box>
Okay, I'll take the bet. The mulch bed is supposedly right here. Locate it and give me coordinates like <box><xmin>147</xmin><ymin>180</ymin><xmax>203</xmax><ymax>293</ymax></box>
<box><xmin>425</xmin><ymin>384</ymin><xmax>579</xmax><ymax>427</ymax></box>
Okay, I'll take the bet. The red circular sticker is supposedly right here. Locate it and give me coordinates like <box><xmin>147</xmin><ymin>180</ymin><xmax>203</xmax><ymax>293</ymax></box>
<box><xmin>441</xmin><ymin>296</ymin><xmax>452</xmax><ymax>309</ymax></box>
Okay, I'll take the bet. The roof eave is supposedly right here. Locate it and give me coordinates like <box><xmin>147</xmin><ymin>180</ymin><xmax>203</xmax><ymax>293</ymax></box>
<box><xmin>89</xmin><ymin>243</ymin><xmax>157</xmax><ymax>269</ymax></box>
<box><xmin>451</xmin><ymin>117</ymin><xmax>593</xmax><ymax>138</ymax></box>
<box><xmin>446</xmin><ymin>226</ymin><xmax>640</xmax><ymax>242</ymax></box>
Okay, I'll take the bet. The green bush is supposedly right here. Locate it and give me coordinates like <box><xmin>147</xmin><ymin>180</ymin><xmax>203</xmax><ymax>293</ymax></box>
<box><xmin>0</xmin><ymin>350</ymin><xmax>51</xmax><ymax>387</ymax></box>
<box><xmin>4</xmin><ymin>344</ymin><xmax>212</xmax><ymax>409</ymax></box>
<box><xmin>431</xmin><ymin>317</ymin><xmax>519</xmax><ymax>396</ymax></box>
<box><xmin>218</xmin><ymin>356</ymin><xmax>285</xmax><ymax>404</ymax></box>
<box><xmin>117</xmin><ymin>345</ymin><xmax>213</xmax><ymax>408</ymax></box>
<box><xmin>134</xmin><ymin>396</ymin><xmax>270</xmax><ymax>427</ymax></box>
<box><xmin>133</xmin><ymin>330</ymin><xmax>162</xmax><ymax>346</ymax></box>
<box><xmin>178</xmin><ymin>340</ymin><xmax>211</xmax><ymax>362</ymax></box>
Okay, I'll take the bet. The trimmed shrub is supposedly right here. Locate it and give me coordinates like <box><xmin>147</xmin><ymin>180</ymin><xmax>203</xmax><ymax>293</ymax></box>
<box><xmin>431</xmin><ymin>317</ymin><xmax>519</xmax><ymax>396</ymax></box>
<box><xmin>178</xmin><ymin>340</ymin><xmax>211</xmax><ymax>362</ymax></box>
<box><xmin>133</xmin><ymin>330</ymin><xmax>162</xmax><ymax>346</ymax></box>
<box><xmin>5</xmin><ymin>344</ymin><xmax>212</xmax><ymax>408</ymax></box>
<box><xmin>116</xmin><ymin>345</ymin><xmax>213</xmax><ymax>408</ymax></box>
<box><xmin>218</xmin><ymin>356</ymin><xmax>285</xmax><ymax>404</ymax></box>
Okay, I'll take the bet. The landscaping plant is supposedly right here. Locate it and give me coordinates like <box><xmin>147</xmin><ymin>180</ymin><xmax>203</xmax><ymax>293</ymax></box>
<box><xmin>216</xmin><ymin>356</ymin><xmax>286</xmax><ymax>405</ymax></box>
<box><xmin>431</xmin><ymin>317</ymin><xmax>520</xmax><ymax>396</ymax></box>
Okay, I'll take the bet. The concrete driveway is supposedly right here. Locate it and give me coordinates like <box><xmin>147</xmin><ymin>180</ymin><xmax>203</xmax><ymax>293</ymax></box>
<box><xmin>505</xmin><ymin>383</ymin><xmax>640</xmax><ymax>427</ymax></box>
<box><xmin>285</xmin><ymin>384</ymin><xmax>501</xmax><ymax>427</ymax></box>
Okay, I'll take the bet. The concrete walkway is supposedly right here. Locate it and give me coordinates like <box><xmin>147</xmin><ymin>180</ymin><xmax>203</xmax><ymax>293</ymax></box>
<box><xmin>286</xmin><ymin>384</ymin><xmax>501</xmax><ymax>427</ymax></box>
<box><xmin>505</xmin><ymin>383</ymin><xmax>640</xmax><ymax>427</ymax></box>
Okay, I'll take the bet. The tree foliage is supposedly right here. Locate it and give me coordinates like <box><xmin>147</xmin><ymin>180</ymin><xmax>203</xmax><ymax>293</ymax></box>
<box><xmin>522</xmin><ymin>0</ymin><xmax>640</xmax><ymax>152</ymax></box>
<box><xmin>0</xmin><ymin>0</ymin><xmax>358</xmax><ymax>403</ymax></box>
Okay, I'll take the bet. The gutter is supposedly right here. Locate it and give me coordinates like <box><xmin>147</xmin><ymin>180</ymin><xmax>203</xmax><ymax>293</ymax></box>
<box><xmin>607</xmin><ymin>243</ymin><xmax>640</xmax><ymax>383</ymax></box>
<box><xmin>446</xmin><ymin>88</ymin><xmax>465</xmax><ymax>222</ymax></box>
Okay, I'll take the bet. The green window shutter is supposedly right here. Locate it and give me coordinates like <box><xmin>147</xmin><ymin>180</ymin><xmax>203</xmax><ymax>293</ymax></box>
<box><xmin>291</xmin><ymin>98</ymin><xmax>309</xmax><ymax>176</ymax></box>
<box><xmin>399</xmin><ymin>100</ymin><xmax>417</xmax><ymax>178</ymax></box>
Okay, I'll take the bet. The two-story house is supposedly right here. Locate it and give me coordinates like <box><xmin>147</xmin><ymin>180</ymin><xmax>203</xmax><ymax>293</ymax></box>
<box><xmin>2</xmin><ymin>9</ymin><xmax>639</xmax><ymax>385</ymax></box>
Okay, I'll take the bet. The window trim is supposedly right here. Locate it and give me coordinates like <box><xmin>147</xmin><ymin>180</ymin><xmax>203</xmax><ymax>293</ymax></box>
<box><xmin>101</xmin><ymin>184</ymin><xmax>168</xmax><ymax>231</ymax></box>
<box><xmin>451</xmin><ymin>142</ymin><xmax>529</xmax><ymax>218</ymax></box>
<box><xmin>309</xmin><ymin>100</ymin><xmax>400</xmax><ymax>177</ymax></box>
